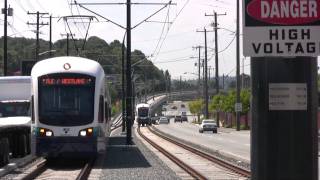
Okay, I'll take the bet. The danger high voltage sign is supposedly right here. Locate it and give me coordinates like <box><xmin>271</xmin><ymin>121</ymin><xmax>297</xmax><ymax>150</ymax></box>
<box><xmin>243</xmin><ymin>0</ymin><xmax>320</xmax><ymax>57</ymax></box>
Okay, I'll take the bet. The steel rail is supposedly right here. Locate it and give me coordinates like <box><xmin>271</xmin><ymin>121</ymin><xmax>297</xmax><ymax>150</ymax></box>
<box><xmin>148</xmin><ymin>126</ymin><xmax>251</xmax><ymax>178</ymax></box>
<box><xmin>21</xmin><ymin>160</ymin><xmax>47</xmax><ymax>180</ymax></box>
<box><xmin>111</xmin><ymin>115</ymin><xmax>123</xmax><ymax>132</ymax></box>
<box><xmin>76</xmin><ymin>158</ymin><xmax>95</xmax><ymax>180</ymax></box>
<box><xmin>137</xmin><ymin>127</ymin><xmax>206</xmax><ymax>180</ymax></box>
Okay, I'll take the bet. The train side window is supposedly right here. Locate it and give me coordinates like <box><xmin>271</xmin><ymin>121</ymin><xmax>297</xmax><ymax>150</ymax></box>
<box><xmin>31</xmin><ymin>95</ymin><xmax>35</xmax><ymax>123</ymax></box>
<box><xmin>98</xmin><ymin>95</ymin><xmax>104</xmax><ymax>123</ymax></box>
<box><xmin>104</xmin><ymin>101</ymin><xmax>109</xmax><ymax>122</ymax></box>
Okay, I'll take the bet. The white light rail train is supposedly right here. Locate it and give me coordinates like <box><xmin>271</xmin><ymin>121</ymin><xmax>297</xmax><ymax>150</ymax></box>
<box><xmin>31</xmin><ymin>56</ymin><xmax>111</xmax><ymax>158</ymax></box>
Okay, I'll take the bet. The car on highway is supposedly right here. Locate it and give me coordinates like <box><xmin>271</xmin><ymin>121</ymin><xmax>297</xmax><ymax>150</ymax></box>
<box><xmin>181</xmin><ymin>104</ymin><xmax>185</xmax><ymax>108</ymax></box>
<box><xmin>174</xmin><ymin>115</ymin><xmax>182</xmax><ymax>123</ymax></box>
<box><xmin>181</xmin><ymin>111</ymin><xmax>188</xmax><ymax>121</ymax></box>
<box><xmin>158</xmin><ymin>116</ymin><xmax>169</xmax><ymax>124</ymax></box>
<box><xmin>199</xmin><ymin>119</ymin><xmax>217</xmax><ymax>133</ymax></box>
<box><xmin>171</xmin><ymin>106</ymin><xmax>177</xmax><ymax>110</ymax></box>
<box><xmin>151</xmin><ymin>116</ymin><xmax>159</xmax><ymax>124</ymax></box>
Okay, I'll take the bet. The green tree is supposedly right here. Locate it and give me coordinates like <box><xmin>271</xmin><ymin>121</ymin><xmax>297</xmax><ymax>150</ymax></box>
<box><xmin>222</xmin><ymin>90</ymin><xmax>236</xmax><ymax>113</ymax></box>
<box><xmin>209</xmin><ymin>93</ymin><xmax>225</xmax><ymax>120</ymax></box>
<box><xmin>189</xmin><ymin>99</ymin><xmax>203</xmax><ymax>123</ymax></box>
<box><xmin>240</xmin><ymin>89</ymin><xmax>250</xmax><ymax>129</ymax></box>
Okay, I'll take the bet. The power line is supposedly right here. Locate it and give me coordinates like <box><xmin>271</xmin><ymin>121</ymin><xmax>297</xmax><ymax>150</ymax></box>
<box><xmin>151</xmin><ymin>0</ymin><xmax>190</xmax><ymax>62</ymax></box>
<box><xmin>151</xmin><ymin>5</ymin><xmax>170</xmax><ymax>57</ymax></box>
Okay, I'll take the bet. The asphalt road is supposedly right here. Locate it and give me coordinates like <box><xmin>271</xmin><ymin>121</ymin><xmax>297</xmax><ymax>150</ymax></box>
<box><xmin>158</xmin><ymin>101</ymin><xmax>250</xmax><ymax>162</ymax></box>
<box><xmin>158</xmin><ymin>101</ymin><xmax>320</xmax><ymax>179</ymax></box>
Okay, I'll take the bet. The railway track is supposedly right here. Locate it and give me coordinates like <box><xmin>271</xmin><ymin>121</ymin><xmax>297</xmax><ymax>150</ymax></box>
<box><xmin>138</xmin><ymin>126</ymin><xmax>251</xmax><ymax>179</ymax></box>
<box><xmin>111</xmin><ymin>115</ymin><xmax>123</xmax><ymax>132</ymax></box>
<box><xmin>20</xmin><ymin>158</ymin><xmax>95</xmax><ymax>180</ymax></box>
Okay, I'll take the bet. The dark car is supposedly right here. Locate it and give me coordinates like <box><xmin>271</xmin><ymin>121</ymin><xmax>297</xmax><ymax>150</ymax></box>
<box><xmin>181</xmin><ymin>112</ymin><xmax>187</xmax><ymax>121</ymax></box>
<box><xmin>171</xmin><ymin>106</ymin><xmax>177</xmax><ymax>110</ymax></box>
<box><xmin>181</xmin><ymin>104</ymin><xmax>185</xmax><ymax>108</ymax></box>
<box><xmin>174</xmin><ymin>115</ymin><xmax>182</xmax><ymax>122</ymax></box>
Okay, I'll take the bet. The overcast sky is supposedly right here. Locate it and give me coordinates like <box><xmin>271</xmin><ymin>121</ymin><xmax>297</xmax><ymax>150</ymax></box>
<box><xmin>2</xmin><ymin>0</ymin><xmax>249</xmax><ymax>79</ymax></box>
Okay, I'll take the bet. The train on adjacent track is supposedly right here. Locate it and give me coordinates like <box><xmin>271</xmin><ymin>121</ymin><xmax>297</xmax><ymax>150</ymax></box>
<box><xmin>31</xmin><ymin>56</ymin><xmax>112</xmax><ymax>158</ymax></box>
<box><xmin>136</xmin><ymin>103</ymin><xmax>151</xmax><ymax>126</ymax></box>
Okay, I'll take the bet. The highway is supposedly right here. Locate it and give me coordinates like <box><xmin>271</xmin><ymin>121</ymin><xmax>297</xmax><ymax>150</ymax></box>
<box><xmin>158</xmin><ymin>101</ymin><xmax>250</xmax><ymax>163</ymax></box>
<box><xmin>158</xmin><ymin>100</ymin><xmax>320</xmax><ymax>179</ymax></box>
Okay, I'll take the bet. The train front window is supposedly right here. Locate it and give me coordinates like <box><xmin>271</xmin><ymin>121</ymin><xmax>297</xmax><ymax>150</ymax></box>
<box><xmin>138</xmin><ymin>107</ymin><xmax>149</xmax><ymax>117</ymax></box>
<box><xmin>38</xmin><ymin>74</ymin><xmax>95</xmax><ymax>126</ymax></box>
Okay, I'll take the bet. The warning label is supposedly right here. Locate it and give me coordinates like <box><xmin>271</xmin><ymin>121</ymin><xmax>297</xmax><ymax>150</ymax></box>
<box><xmin>269</xmin><ymin>83</ymin><xmax>307</xmax><ymax>110</ymax></box>
<box><xmin>243</xmin><ymin>0</ymin><xmax>320</xmax><ymax>57</ymax></box>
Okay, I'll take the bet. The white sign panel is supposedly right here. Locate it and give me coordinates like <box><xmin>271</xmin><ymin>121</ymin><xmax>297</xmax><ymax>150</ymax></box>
<box><xmin>269</xmin><ymin>83</ymin><xmax>307</xmax><ymax>110</ymax></box>
<box><xmin>235</xmin><ymin>103</ymin><xmax>243</xmax><ymax>112</ymax></box>
<box><xmin>243</xmin><ymin>0</ymin><xmax>320</xmax><ymax>57</ymax></box>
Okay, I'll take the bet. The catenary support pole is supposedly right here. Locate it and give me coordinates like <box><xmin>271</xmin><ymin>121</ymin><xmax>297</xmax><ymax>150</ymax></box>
<box><xmin>236</xmin><ymin>0</ymin><xmax>240</xmax><ymax>131</ymax></box>
<box><xmin>3</xmin><ymin>0</ymin><xmax>7</xmax><ymax>76</ymax></box>
<box><xmin>49</xmin><ymin>15</ymin><xmax>52</xmax><ymax>57</ymax></box>
<box><xmin>204</xmin><ymin>28</ymin><xmax>208</xmax><ymax>119</ymax></box>
<box><xmin>126</xmin><ymin>0</ymin><xmax>132</xmax><ymax>145</ymax></box>
<box><xmin>122</xmin><ymin>33</ymin><xmax>126</xmax><ymax>132</ymax></box>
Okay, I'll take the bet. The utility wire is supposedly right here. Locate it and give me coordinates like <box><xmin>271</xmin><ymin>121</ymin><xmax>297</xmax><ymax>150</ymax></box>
<box><xmin>151</xmin><ymin>0</ymin><xmax>191</xmax><ymax>62</ymax></box>
<box><xmin>151</xmin><ymin>5</ymin><xmax>170</xmax><ymax>57</ymax></box>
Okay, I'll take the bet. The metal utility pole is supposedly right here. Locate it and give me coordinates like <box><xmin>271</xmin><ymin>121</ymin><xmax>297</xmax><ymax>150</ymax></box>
<box><xmin>192</xmin><ymin>46</ymin><xmax>203</xmax><ymax>99</ymax></box>
<box><xmin>204</xmin><ymin>28</ymin><xmax>208</xmax><ymax>119</ymax></box>
<box><xmin>205</xmin><ymin>11</ymin><xmax>226</xmax><ymax>127</ymax></box>
<box><xmin>60</xmin><ymin>33</ymin><xmax>74</xmax><ymax>56</ymax></box>
<box><xmin>49</xmin><ymin>15</ymin><xmax>52</xmax><ymax>57</ymax></box>
<box><xmin>222</xmin><ymin>74</ymin><xmax>225</xmax><ymax>90</ymax></box>
<box><xmin>236</xmin><ymin>0</ymin><xmax>241</xmax><ymax>131</ymax></box>
<box><xmin>27</xmin><ymin>11</ymin><xmax>49</xmax><ymax>61</ymax></box>
<box><xmin>126</xmin><ymin>0</ymin><xmax>132</xmax><ymax>145</ymax></box>
<box><xmin>242</xmin><ymin>58</ymin><xmax>245</xmax><ymax>89</ymax></box>
<box><xmin>197</xmin><ymin>28</ymin><xmax>213</xmax><ymax>119</ymax></box>
<box><xmin>2</xmin><ymin>1</ymin><xmax>12</xmax><ymax>76</ymax></box>
<box><xmin>121</xmin><ymin>33</ymin><xmax>126</xmax><ymax>132</ymax></box>
<box><xmin>3</xmin><ymin>0</ymin><xmax>7</xmax><ymax>76</ymax></box>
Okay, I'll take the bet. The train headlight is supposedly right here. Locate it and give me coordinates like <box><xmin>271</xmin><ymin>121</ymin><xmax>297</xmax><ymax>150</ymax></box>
<box><xmin>80</xmin><ymin>130</ymin><xmax>87</xmax><ymax>136</ymax></box>
<box><xmin>37</xmin><ymin>127</ymin><xmax>54</xmax><ymax>137</ymax></box>
<box><xmin>79</xmin><ymin>127</ymin><xmax>96</xmax><ymax>137</ymax></box>
<box><xmin>45</xmin><ymin>131</ymin><xmax>53</xmax><ymax>137</ymax></box>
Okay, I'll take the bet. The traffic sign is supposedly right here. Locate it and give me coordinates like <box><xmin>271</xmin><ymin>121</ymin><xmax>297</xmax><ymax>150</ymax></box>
<box><xmin>243</xmin><ymin>0</ymin><xmax>320</xmax><ymax>57</ymax></box>
<box><xmin>235</xmin><ymin>103</ymin><xmax>242</xmax><ymax>112</ymax></box>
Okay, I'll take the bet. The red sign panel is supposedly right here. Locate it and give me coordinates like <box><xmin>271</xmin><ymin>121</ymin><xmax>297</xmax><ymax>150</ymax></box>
<box><xmin>245</xmin><ymin>0</ymin><xmax>320</xmax><ymax>26</ymax></box>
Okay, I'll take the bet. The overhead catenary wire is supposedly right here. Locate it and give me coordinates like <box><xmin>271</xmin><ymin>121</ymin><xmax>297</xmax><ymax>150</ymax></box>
<box><xmin>151</xmin><ymin>0</ymin><xmax>191</xmax><ymax>62</ymax></box>
<box><xmin>150</xmin><ymin>5</ymin><xmax>170</xmax><ymax>58</ymax></box>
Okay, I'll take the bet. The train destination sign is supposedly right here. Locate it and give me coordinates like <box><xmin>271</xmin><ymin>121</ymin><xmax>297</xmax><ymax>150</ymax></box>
<box><xmin>41</xmin><ymin>78</ymin><xmax>93</xmax><ymax>86</ymax></box>
<box><xmin>243</xmin><ymin>0</ymin><xmax>320</xmax><ymax>57</ymax></box>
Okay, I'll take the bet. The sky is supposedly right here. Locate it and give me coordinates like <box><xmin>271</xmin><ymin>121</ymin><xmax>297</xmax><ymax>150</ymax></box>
<box><xmin>1</xmin><ymin>0</ymin><xmax>249</xmax><ymax>80</ymax></box>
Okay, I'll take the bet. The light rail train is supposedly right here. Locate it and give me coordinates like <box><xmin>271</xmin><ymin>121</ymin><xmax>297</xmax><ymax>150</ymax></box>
<box><xmin>31</xmin><ymin>56</ymin><xmax>111</xmax><ymax>158</ymax></box>
<box><xmin>136</xmin><ymin>103</ymin><xmax>151</xmax><ymax>126</ymax></box>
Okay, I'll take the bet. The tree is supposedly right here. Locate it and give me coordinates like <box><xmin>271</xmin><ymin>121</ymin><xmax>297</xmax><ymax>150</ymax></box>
<box><xmin>209</xmin><ymin>93</ymin><xmax>225</xmax><ymax>120</ymax></box>
<box><xmin>240</xmin><ymin>89</ymin><xmax>250</xmax><ymax>129</ymax></box>
<box><xmin>222</xmin><ymin>90</ymin><xmax>236</xmax><ymax>113</ymax></box>
<box><xmin>189</xmin><ymin>99</ymin><xmax>203</xmax><ymax>123</ymax></box>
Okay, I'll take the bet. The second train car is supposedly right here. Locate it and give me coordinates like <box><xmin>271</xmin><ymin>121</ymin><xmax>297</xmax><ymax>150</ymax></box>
<box><xmin>31</xmin><ymin>56</ymin><xmax>111</xmax><ymax>158</ymax></box>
